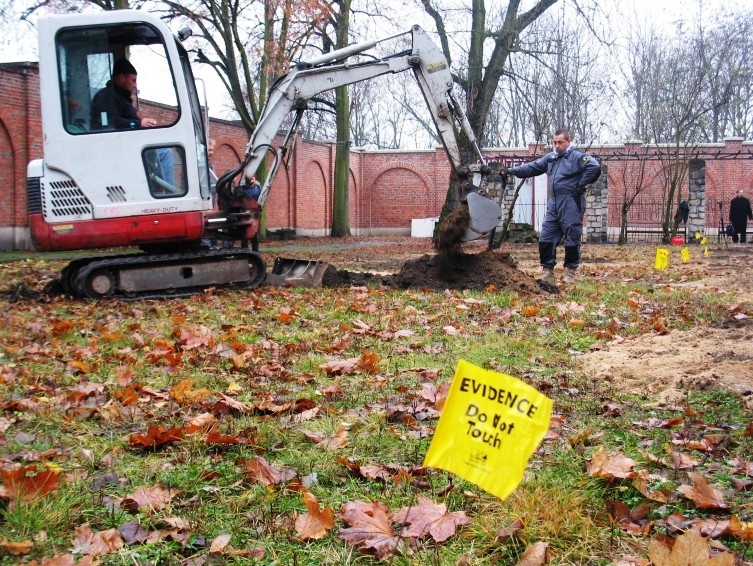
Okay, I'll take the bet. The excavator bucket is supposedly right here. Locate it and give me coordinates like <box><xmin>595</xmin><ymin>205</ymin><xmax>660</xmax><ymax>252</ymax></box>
<box><xmin>462</xmin><ymin>192</ymin><xmax>503</xmax><ymax>242</ymax></box>
<box><xmin>267</xmin><ymin>257</ymin><xmax>330</xmax><ymax>288</ymax></box>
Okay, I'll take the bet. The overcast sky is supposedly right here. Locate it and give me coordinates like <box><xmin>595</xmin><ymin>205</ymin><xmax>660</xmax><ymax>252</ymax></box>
<box><xmin>1</xmin><ymin>0</ymin><xmax>749</xmax><ymax>121</ymax></box>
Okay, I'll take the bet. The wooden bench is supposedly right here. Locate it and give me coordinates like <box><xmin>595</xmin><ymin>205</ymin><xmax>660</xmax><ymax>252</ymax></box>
<box><xmin>625</xmin><ymin>222</ymin><xmax>688</xmax><ymax>243</ymax></box>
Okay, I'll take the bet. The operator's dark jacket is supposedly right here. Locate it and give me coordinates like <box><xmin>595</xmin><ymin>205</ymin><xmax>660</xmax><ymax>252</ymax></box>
<box><xmin>508</xmin><ymin>146</ymin><xmax>601</xmax><ymax>205</ymax></box>
<box><xmin>90</xmin><ymin>81</ymin><xmax>141</xmax><ymax>130</ymax></box>
<box><xmin>729</xmin><ymin>195</ymin><xmax>753</xmax><ymax>229</ymax></box>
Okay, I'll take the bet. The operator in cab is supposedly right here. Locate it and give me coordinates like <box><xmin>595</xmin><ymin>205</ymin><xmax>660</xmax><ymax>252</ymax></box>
<box><xmin>90</xmin><ymin>57</ymin><xmax>158</xmax><ymax>130</ymax></box>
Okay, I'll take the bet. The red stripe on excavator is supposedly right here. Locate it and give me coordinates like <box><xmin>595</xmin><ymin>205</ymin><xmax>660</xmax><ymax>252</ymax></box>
<box><xmin>29</xmin><ymin>211</ymin><xmax>206</xmax><ymax>252</ymax></box>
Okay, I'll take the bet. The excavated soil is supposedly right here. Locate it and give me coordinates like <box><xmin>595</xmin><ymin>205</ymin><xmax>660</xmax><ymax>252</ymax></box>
<box><xmin>578</xmin><ymin>319</ymin><xmax>753</xmax><ymax>409</ymax></box>
<box><xmin>321</xmin><ymin>249</ymin><xmax>549</xmax><ymax>294</ymax></box>
<box><xmin>577</xmin><ymin>245</ymin><xmax>753</xmax><ymax>408</ymax></box>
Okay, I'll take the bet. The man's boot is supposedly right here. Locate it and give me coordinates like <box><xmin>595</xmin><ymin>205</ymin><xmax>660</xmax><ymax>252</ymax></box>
<box><xmin>563</xmin><ymin>267</ymin><xmax>577</xmax><ymax>284</ymax></box>
<box><xmin>541</xmin><ymin>266</ymin><xmax>556</xmax><ymax>285</ymax></box>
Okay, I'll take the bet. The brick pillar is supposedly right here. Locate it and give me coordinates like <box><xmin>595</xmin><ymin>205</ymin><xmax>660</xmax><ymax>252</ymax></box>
<box><xmin>687</xmin><ymin>159</ymin><xmax>706</xmax><ymax>239</ymax></box>
<box><xmin>586</xmin><ymin>164</ymin><xmax>608</xmax><ymax>243</ymax></box>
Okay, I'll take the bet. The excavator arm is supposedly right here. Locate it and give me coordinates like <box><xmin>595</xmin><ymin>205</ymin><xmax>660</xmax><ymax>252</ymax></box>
<box><xmin>217</xmin><ymin>25</ymin><xmax>501</xmax><ymax>242</ymax></box>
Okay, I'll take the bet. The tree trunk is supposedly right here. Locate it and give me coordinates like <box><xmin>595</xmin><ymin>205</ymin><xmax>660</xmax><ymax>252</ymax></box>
<box><xmin>332</xmin><ymin>84</ymin><xmax>351</xmax><ymax>236</ymax></box>
<box><xmin>330</xmin><ymin>0</ymin><xmax>351</xmax><ymax>237</ymax></box>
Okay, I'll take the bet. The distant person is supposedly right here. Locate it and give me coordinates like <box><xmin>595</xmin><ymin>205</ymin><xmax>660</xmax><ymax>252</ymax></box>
<box><xmin>729</xmin><ymin>189</ymin><xmax>753</xmax><ymax>243</ymax></box>
<box><xmin>506</xmin><ymin>129</ymin><xmax>601</xmax><ymax>284</ymax></box>
<box><xmin>241</xmin><ymin>176</ymin><xmax>262</xmax><ymax>252</ymax></box>
<box><xmin>207</xmin><ymin>138</ymin><xmax>218</xmax><ymax>208</ymax></box>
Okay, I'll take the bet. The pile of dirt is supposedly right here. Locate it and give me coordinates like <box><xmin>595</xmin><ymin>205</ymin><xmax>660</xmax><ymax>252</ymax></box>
<box><xmin>322</xmin><ymin>249</ymin><xmax>548</xmax><ymax>294</ymax></box>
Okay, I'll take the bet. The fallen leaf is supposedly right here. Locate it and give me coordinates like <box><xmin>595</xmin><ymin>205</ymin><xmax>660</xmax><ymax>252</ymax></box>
<box><xmin>496</xmin><ymin>518</ymin><xmax>525</xmax><ymax>540</ymax></box>
<box><xmin>0</xmin><ymin>465</ymin><xmax>61</xmax><ymax>508</ymax></box>
<box><xmin>319</xmin><ymin>428</ymin><xmax>349</xmax><ymax>451</ymax></box>
<box><xmin>516</xmin><ymin>541</ymin><xmax>549</xmax><ymax>565</ymax></box>
<box><xmin>648</xmin><ymin>528</ymin><xmax>734</xmax><ymax>566</ymax></box>
<box><xmin>586</xmin><ymin>446</ymin><xmax>637</xmax><ymax>480</ymax></box>
<box><xmin>119</xmin><ymin>484</ymin><xmax>178</xmax><ymax>515</ymax></box>
<box><xmin>72</xmin><ymin>523</ymin><xmax>123</xmax><ymax>557</ymax></box>
<box><xmin>170</xmin><ymin>378</ymin><xmax>212</xmax><ymax>405</ymax></box>
<box><xmin>0</xmin><ymin>537</ymin><xmax>33</xmax><ymax>555</ymax></box>
<box><xmin>677</xmin><ymin>472</ymin><xmax>729</xmax><ymax>510</ymax></box>
<box><xmin>243</xmin><ymin>456</ymin><xmax>297</xmax><ymax>487</ymax></box>
<box><xmin>632</xmin><ymin>474</ymin><xmax>669</xmax><ymax>503</ymax></box>
<box><xmin>339</xmin><ymin>500</ymin><xmax>402</xmax><ymax>560</ymax></box>
<box><xmin>128</xmin><ymin>424</ymin><xmax>184</xmax><ymax>449</ymax></box>
<box><xmin>295</xmin><ymin>490</ymin><xmax>334</xmax><ymax>541</ymax></box>
<box><xmin>319</xmin><ymin>349</ymin><xmax>381</xmax><ymax>376</ymax></box>
<box><xmin>729</xmin><ymin>515</ymin><xmax>753</xmax><ymax>541</ymax></box>
<box><xmin>209</xmin><ymin>533</ymin><xmax>232</xmax><ymax>553</ymax></box>
<box><xmin>392</xmin><ymin>496</ymin><xmax>470</xmax><ymax>543</ymax></box>
<box><xmin>118</xmin><ymin>520</ymin><xmax>150</xmax><ymax>545</ymax></box>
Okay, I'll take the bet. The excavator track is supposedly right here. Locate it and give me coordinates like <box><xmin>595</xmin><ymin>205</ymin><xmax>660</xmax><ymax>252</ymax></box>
<box><xmin>62</xmin><ymin>249</ymin><xmax>266</xmax><ymax>300</ymax></box>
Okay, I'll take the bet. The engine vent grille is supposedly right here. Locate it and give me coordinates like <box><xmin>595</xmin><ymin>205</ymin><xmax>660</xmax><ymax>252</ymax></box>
<box><xmin>46</xmin><ymin>180</ymin><xmax>93</xmax><ymax>219</ymax></box>
<box><xmin>27</xmin><ymin>177</ymin><xmax>42</xmax><ymax>214</ymax></box>
<box><xmin>106</xmin><ymin>185</ymin><xmax>127</xmax><ymax>203</ymax></box>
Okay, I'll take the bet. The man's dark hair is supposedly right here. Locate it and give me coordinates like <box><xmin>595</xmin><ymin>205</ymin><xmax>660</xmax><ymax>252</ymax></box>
<box><xmin>553</xmin><ymin>128</ymin><xmax>572</xmax><ymax>141</ymax></box>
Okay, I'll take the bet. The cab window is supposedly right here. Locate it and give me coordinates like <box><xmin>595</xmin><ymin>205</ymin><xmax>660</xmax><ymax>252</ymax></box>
<box><xmin>56</xmin><ymin>23</ymin><xmax>179</xmax><ymax>134</ymax></box>
<box><xmin>143</xmin><ymin>146</ymin><xmax>187</xmax><ymax>198</ymax></box>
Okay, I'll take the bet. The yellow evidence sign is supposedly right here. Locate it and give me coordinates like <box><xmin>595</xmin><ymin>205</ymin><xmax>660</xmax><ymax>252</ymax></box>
<box><xmin>423</xmin><ymin>360</ymin><xmax>553</xmax><ymax>500</ymax></box>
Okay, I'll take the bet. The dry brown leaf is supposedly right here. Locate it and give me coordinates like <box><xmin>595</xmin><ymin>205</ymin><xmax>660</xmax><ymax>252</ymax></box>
<box><xmin>392</xmin><ymin>496</ymin><xmax>470</xmax><ymax>543</ymax></box>
<box><xmin>677</xmin><ymin>472</ymin><xmax>729</xmax><ymax>510</ymax></box>
<box><xmin>320</xmin><ymin>428</ymin><xmax>349</xmax><ymax>451</ymax></box>
<box><xmin>185</xmin><ymin>412</ymin><xmax>217</xmax><ymax>434</ymax></box>
<box><xmin>0</xmin><ymin>537</ymin><xmax>33</xmax><ymax>555</ymax></box>
<box><xmin>665</xmin><ymin>448</ymin><xmax>701</xmax><ymax>470</ymax></box>
<box><xmin>648</xmin><ymin>529</ymin><xmax>734</xmax><ymax>566</ymax></box>
<box><xmin>209</xmin><ymin>533</ymin><xmax>232</xmax><ymax>553</ymax></box>
<box><xmin>0</xmin><ymin>465</ymin><xmax>61</xmax><ymax>509</ymax></box>
<box><xmin>496</xmin><ymin>518</ymin><xmax>525</xmax><ymax>540</ymax></box>
<box><xmin>606</xmin><ymin>500</ymin><xmax>651</xmax><ymax>535</ymax></box>
<box><xmin>72</xmin><ymin>523</ymin><xmax>123</xmax><ymax>557</ymax></box>
<box><xmin>128</xmin><ymin>424</ymin><xmax>184</xmax><ymax>449</ymax></box>
<box><xmin>294</xmin><ymin>490</ymin><xmax>335</xmax><ymax>541</ymax></box>
<box><xmin>586</xmin><ymin>446</ymin><xmax>637</xmax><ymax>480</ymax></box>
<box><xmin>516</xmin><ymin>541</ymin><xmax>549</xmax><ymax>565</ymax></box>
<box><xmin>170</xmin><ymin>378</ymin><xmax>212</xmax><ymax>405</ymax></box>
<box><xmin>729</xmin><ymin>515</ymin><xmax>753</xmax><ymax>541</ymax></box>
<box><xmin>632</xmin><ymin>474</ymin><xmax>669</xmax><ymax>503</ymax></box>
<box><xmin>243</xmin><ymin>456</ymin><xmax>296</xmax><ymax>487</ymax></box>
<box><xmin>119</xmin><ymin>484</ymin><xmax>178</xmax><ymax>515</ymax></box>
<box><xmin>339</xmin><ymin>500</ymin><xmax>402</xmax><ymax>560</ymax></box>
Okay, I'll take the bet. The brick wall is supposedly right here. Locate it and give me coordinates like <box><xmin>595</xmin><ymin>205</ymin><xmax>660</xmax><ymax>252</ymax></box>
<box><xmin>0</xmin><ymin>63</ymin><xmax>42</xmax><ymax>249</ymax></box>
<box><xmin>2</xmin><ymin>64</ymin><xmax>753</xmax><ymax>250</ymax></box>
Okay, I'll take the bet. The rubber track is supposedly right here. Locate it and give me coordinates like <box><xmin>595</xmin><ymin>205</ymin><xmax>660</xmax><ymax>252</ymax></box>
<box><xmin>66</xmin><ymin>249</ymin><xmax>266</xmax><ymax>300</ymax></box>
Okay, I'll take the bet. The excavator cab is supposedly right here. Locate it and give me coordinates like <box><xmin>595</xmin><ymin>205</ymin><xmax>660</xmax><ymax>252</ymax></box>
<box><xmin>30</xmin><ymin>11</ymin><xmax>212</xmax><ymax>253</ymax></box>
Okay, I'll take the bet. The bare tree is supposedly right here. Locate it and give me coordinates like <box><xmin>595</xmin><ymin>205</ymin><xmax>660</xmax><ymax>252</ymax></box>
<box><xmin>418</xmin><ymin>0</ymin><xmax>562</xmax><ymax>221</ymax></box>
<box><xmin>650</xmin><ymin>31</ymin><xmax>714</xmax><ymax>242</ymax></box>
<box><xmin>697</xmin><ymin>12</ymin><xmax>753</xmax><ymax>141</ymax></box>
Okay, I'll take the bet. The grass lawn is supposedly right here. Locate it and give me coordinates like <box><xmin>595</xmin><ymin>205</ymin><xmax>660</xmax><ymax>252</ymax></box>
<box><xmin>0</xmin><ymin>237</ymin><xmax>752</xmax><ymax>565</ymax></box>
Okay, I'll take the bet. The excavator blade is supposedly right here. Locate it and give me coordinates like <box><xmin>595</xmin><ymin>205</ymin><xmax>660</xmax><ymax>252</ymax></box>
<box><xmin>266</xmin><ymin>257</ymin><xmax>330</xmax><ymax>288</ymax></box>
<box><xmin>462</xmin><ymin>192</ymin><xmax>503</xmax><ymax>241</ymax></box>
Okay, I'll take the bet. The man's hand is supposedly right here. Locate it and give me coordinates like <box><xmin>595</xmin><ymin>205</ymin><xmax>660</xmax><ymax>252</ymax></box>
<box><xmin>142</xmin><ymin>118</ymin><xmax>158</xmax><ymax>127</ymax></box>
